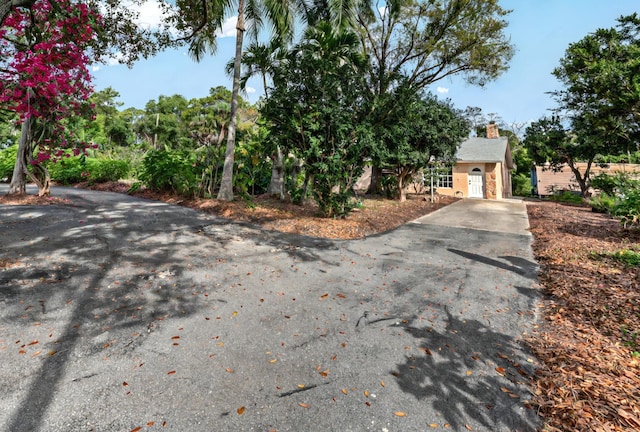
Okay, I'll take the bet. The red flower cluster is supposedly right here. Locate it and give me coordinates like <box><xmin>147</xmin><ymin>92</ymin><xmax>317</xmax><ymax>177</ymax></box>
<box><xmin>0</xmin><ymin>0</ymin><xmax>101</xmax><ymax>162</ymax></box>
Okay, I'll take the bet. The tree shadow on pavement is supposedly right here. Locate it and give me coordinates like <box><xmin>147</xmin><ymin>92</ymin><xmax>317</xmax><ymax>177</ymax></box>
<box><xmin>448</xmin><ymin>248</ymin><xmax>538</xmax><ymax>280</ymax></box>
<box><xmin>0</xmin><ymin>204</ymin><xmax>226</xmax><ymax>431</ymax></box>
<box><xmin>392</xmin><ymin>308</ymin><xmax>540</xmax><ymax>431</ymax></box>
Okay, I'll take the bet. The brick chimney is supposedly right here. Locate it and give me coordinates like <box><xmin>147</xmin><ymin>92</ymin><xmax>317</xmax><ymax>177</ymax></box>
<box><xmin>486</xmin><ymin>121</ymin><xmax>499</xmax><ymax>139</ymax></box>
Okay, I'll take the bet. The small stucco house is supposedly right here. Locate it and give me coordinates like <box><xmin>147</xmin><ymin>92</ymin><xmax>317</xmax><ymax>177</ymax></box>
<box><xmin>437</xmin><ymin>123</ymin><xmax>515</xmax><ymax>200</ymax></box>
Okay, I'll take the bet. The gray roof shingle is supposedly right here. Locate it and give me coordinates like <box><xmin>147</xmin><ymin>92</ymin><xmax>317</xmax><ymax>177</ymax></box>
<box><xmin>456</xmin><ymin>136</ymin><xmax>510</xmax><ymax>164</ymax></box>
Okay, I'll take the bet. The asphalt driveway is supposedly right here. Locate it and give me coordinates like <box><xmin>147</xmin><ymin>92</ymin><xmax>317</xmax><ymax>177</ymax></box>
<box><xmin>0</xmin><ymin>186</ymin><xmax>540</xmax><ymax>432</ymax></box>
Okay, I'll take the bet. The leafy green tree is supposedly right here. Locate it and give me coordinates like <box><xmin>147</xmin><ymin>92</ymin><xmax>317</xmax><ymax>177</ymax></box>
<box><xmin>524</xmin><ymin>116</ymin><xmax>604</xmax><ymax>197</ymax></box>
<box><xmin>86</xmin><ymin>87</ymin><xmax>134</xmax><ymax>148</ymax></box>
<box><xmin>170</xmin><ymin>0</ymin><xmax>358</xmax><ymax>201</ymax></box>
<box><xmin>262</xmin><ymin>22</ymin><xmax>373</xmax><ymax>217</ymax></box>
<box><xmin>230</xmin><ymin>39</ymin><xmax>289</xmax><ymax>198</ymax></box>
<box><xmin>134</xmin><ymin>94</ymin><xmax>190</xmax><ymax>149</ymax></box>
<box><xmin>374</xmin><ymin>89</ymin><xmax>469</xmax><ymax>201</ymax></box>
<box><xmin>357</xmin><ymin>0</ymin><xmax>514</xmax><ymax>193</ymax></box>
<box><xmin>0</xmin><ymin>108</ymin><xmax>19</xmax><ymax>148</ymax></box>
<box><xmin>358</xmin><ymin>0</ymin><xmax>514</xmax><ymax>94</ymax></box>
<box><xmin>552</xmin><ymin>14</ymin><xmax>640</xmax><ymax>155</ymax></box>
<box><xmin>182</xmin><ymin>86</ymin><xmax>233</xmax><ymax>196</ymax></box>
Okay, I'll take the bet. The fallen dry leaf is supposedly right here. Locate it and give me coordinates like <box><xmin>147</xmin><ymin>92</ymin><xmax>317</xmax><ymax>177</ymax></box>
<box><xmin>393</xmin><ymin>411</ymin><xmax>406</xmax><ymax>417</ymax></box>
<box><xmin>237</xmin><ymin>406</ymin><xmax>245</xmax><ymax>415</ymax></box>
<box><xmin>298</xmin><ymin>402</ymin><xmax>310</xmax><ymax>409</ymax></box>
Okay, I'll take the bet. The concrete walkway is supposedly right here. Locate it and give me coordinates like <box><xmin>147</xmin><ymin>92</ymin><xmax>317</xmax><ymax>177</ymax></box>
<box><xmin>0</xmin><ymin>187</ymin><xmax>540</xmax><ymax>432</ymax></box>
<box><xmin>414</xmin><ymin>199</ymin><xmax>531</xmax><ymax>235</ymax></box>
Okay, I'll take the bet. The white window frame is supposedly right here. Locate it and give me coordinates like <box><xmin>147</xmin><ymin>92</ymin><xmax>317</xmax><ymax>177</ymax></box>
<box><xmin>437</xmin><ymin>168</ymin><xmax>453</xmax><ymax>189</ymax></box>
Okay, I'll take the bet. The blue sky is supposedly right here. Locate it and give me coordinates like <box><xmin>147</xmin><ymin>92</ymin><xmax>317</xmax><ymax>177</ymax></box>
<box><xmin>92</xmin><ymin>1</ymin><xmax>639</xmax><ymax>127</ymax></box>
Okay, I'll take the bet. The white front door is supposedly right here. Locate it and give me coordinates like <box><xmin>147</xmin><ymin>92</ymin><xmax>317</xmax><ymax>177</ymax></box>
<box><xmin>469</xmin><ymin>169</ymin><xmax>484</xmax><ymax>198</ymax></box>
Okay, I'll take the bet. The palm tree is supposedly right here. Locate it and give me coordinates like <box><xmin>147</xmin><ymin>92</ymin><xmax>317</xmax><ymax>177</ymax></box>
<box><xmin>175</xmin><ymin>0</ymin><xmax>358</xmax><ymax>200</ymax></box>
<box><xmin>226</xmin><ymin>38</ymin><xmax>289</xmax><ymax>197</ymax></box>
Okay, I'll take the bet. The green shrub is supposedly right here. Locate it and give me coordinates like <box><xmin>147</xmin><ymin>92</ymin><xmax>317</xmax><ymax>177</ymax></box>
<box><xmin>381</xmin><ymin>175</ymin><xmax>398</xmax><ymax>199</ymax></box>
<box><xmin>48</xmin><ymin>156</ymin><xmax>86</xmax><ymax>184</ymax></box>
<box><xmin>610</xmin><ymin>186</ymin><xmax>640</xmax><ymax>228</ymax></box>
<box><xmin>589</xmin><ymin>193</ymin><xmax>616</xmax><ymax>213</ymax></box>
<box><xmin>48</xmin><ymin>157</ymin><xmax>130</xmax><ymax>185</ymax></box>
<box><xmin>591</xmin><ymin>172</ymin><xmax>638</xmax><ymax>196</ymax></box>
<box><xmin>138</xmin><ymin>149</ymin><xmax>201</xmax><ymax>196</ymax></box>
<box><xmin>549</xmin><ymin>191</ymin><xmax>584</xmax><ymax>204</ymax></box>
<box><xmin>512</xmin><ymin>172</ymin><xmax>532</xmax><ymax>197</ymax></box>
<box><xmin>0</xmin><ymin>145</ymin><xmax>17</xmax><ymax>181</ymax></box>
<box><xmin>85</xmin><ymin>159</ymin><xmax>130</xmax><ymax>183</ymax></box>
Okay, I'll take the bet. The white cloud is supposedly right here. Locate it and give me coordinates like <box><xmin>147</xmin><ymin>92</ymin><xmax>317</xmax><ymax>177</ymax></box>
<box><xmin>134</xmin><ymin>0</ymin><xmax>165</xmax><ymax>29</ymax></box>
<box><xmin>437</xmin><ymin>86</ymin><xmax>449</xmax><ymax>94</ymax></box>
<box><xmin>217</xmin><ymin>16</ymin><xmax>237</xmax><ymax>38</ymax></box>
<box><xmin>378</xmin><ymin>6</ymin><xmax>387</xmax><ymax>18</ymax></box>
<box><xmin>245</xmin><ymin>86</ymin><xmax>256</xmax><ymax>94</ymax></box>
<box><xmin>92</xmin><ymin>65</ymin><xmax>101</xmax><ymax>72</ymax></box>
<box><xmin>106</xmin><ymin>52</ymin><xmax>125</xmax><ymax>66</ymax></box>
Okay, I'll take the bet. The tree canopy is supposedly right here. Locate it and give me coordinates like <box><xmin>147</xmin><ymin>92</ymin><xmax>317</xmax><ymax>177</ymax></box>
<box><xmin>526</xmin><ymin>14</ymin><xmax>640</xmax><ymax>197</ymax></box>
<box><xmin>551</xmin><ymin>13</ymin><xmax>640</xmax><ymax>153</ymax></box>
<box><xmin>261</xmin><ymin>22</ymin><xmax>373</xmax><ymax>217</ymax></box>
<box><xmin>373</xmin><ymin>87</ymin><xmax>469</xmax><ymax>201</ymax></box>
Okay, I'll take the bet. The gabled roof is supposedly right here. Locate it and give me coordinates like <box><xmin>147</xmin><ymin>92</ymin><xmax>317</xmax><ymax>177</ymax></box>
<box><xmin>455</xmin><ymin>136</ymin><xmax>514</xmax><ymax>169</ymax></box>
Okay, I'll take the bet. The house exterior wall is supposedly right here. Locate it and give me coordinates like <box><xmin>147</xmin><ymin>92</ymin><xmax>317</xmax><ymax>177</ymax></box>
<box><xmin>501</xmin><ymin>163</ymin><xmax>512</xmax><ymax>198</ymax></box>
<box><xmin>437</xmin><ymin>163</ymin><xmax>485</xmax><ymax>198</ymax></box>
<box><xmin>486</xmin><ymin>163</ymin><xmax>498</xmax><ymax>199</ymax></box>
<box><xmin>436</xmin><ymin>162</ymin><xmax>511</xmax><ymax>200</ymax></box>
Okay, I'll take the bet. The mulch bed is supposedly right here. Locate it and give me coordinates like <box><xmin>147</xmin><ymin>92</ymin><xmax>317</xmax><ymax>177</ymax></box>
<box><xmin>526</xmin><ymin>201</ymin><xmax>640</xmax><ymax>431</ymax></box>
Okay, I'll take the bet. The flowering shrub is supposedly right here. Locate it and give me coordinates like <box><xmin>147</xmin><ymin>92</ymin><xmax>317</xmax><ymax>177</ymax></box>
<box><xmin>0</xmin><ymin>0</ymin><xmax>100</xmax><ymax>193</ymax></box>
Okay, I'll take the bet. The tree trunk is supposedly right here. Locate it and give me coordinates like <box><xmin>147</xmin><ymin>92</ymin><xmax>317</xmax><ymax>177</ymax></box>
<box><xmin>293</xmin><ymin>170</ymin><xmax>311</xmax><ymax>205</ymax></box>
<box><xmin>267</xmin><ymin>146</ymin><xmax>285</xmax><ymax>199</ymax></box>
<box><xmin>367</xmin><ymin>164</ymin><xmax>382</xmax><ymax>195</ymax></box>
<box><xmin>217</xmin><ymin>0</ymin><xmax>245</xmax><ymax>201</ymax></box>
<box><xmin>8</xmin><ymin>117</ymin><xmax>51</xmax><ymax>196</ymax></box>
<box><xmin>7</xmin><ymin>117</ymin><xmax>34</xmax><ymax>196</ymax></box>
<box><xmin>396</xmin><ymin>167</ymin><xmax>409</xmax><ymax>202</ymax></box>
<box><xmin>568</xmin><ymin>159</ymin><xmax>592</xmax><ymax>197</ymax></box>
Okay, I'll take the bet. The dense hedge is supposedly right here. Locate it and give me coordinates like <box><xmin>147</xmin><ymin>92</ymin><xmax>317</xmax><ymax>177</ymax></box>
<box><xmin>48</xmin><ymin>157</ymin><xmax>130</xmax><ymax>184</ymax></box>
